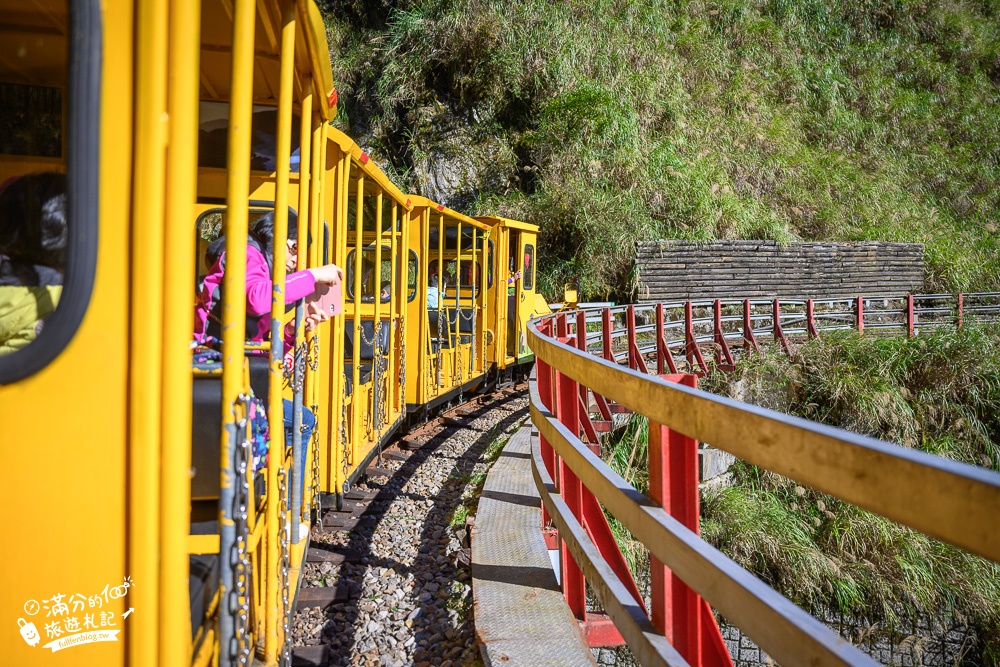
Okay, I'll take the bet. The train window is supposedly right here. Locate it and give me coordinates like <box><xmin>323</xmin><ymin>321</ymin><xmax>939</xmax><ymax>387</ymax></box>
<box><xmin>346</xmin><ymin>247</ymin><xmax>392</xmax><ymax>303</ymax></box>
<box><xmin>0</xmin><ymin>0</ymin><xmax>100</xmax><ymax>383</ymax></box>
<box><xmin>429</xmin><ymin>259</ymin><xmax>482</xmax><ymax>298</ymax></box>
<box><xmin>487</xmin><ymin>240</ymin><xmax>494</xmax><ymax>288</ymax></box>
<box><xmin>0</xmin><ymin>84</ymin><xmax>63</xmax><ymax>157</ymax></box>
<box><xmin>407</xmin><ymin>251</ymin><xmax>418</xmax><ymax>302</ymax></box>
<box><xmin>197</xmin><ymin>102</ymin><xmax>301</xmax><ymax>171</ymax></box>
<box><xmin>194</xmin><ymin>207</ymin><xmax>275</xmax><ymax>276</ymax></box>
<box><xmin>523</xmin><ymin>245</ymin><xmax>535</xmax><ymax>290</ymax></box>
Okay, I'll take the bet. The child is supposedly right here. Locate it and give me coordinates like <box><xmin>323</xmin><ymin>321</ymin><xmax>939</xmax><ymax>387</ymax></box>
<box><xmin>0</xmin><ymin>173</ymin><xmax>67</xmax><ymax>355</ymax></box>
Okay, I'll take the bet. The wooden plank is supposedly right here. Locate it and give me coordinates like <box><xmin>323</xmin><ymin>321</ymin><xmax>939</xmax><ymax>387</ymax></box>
<box><xmin>365</xmin><ymin>466</ymin><xmax>392</xmax><ymax>479</ymax></box>
<box><xmin>295</xmin><ymin>586</ymin><xmax>350</xmax><ymax>610</ymax></box>
<box><xmin>305</xmin><ymin>547</ymin><xmax>363</xmax><ymax>564</ymax></box>
<box><xmin>383</xmin><ymin>450</ymin><xmax>410</xmax><ymax>461</ymax></box>
<box><xmin>292</xmin><ymin>645</ymin><xmax>330</xmax><ymax>666</ymax></box>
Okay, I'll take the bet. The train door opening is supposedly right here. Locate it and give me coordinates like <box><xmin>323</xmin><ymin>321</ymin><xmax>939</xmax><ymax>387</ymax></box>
<box><xmin>506</xmin><ymin>230</ymin><xmax>520</xmax><ymax>358</ymax></box>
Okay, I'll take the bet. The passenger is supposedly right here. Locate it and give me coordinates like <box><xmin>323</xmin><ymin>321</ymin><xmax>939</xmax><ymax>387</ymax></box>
<box><xmin>380</xmin><ymin>281</ymin><xmax>390</xmax><ymax>303</ymax></box>
<box><xmin>0</xmin><ymin>173</ymin><xmax>67</xmax><ymax>355</ymax></box>
<box><xmin>427</xmin><ymin>273</ymin><xmax>440</xmax><ymax>309</ymax></box>
<box><xmin>194</xmin><ymin>209</ymin><xmax>342</xmax><ymax>519</ymax></box>
<box><xmin>359</xmin><ymin>260</ymin><xmax>377</xmax><ymax>303</ymax></box>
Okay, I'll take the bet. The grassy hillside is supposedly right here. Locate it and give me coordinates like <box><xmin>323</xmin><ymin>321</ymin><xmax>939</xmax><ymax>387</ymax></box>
<box><xmin>322</xmin><ymin>0</ymin><xmax>1000</xmax><ymax>300</ymax></box>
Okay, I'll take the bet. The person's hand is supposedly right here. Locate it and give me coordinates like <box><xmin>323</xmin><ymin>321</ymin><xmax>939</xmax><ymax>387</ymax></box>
<box><xmin>309</xmin><ymin>263</ymin><xmax>343</xmax><ymax>286</ymax></box>
<box><xmin>304</xmin><ymin>301</ymin><xmax>329</xmax><ymax>331</ymax></box>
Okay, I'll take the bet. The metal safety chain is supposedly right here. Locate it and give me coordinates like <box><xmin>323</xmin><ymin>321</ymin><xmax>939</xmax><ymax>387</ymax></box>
<box><xmin>307</xmin><ymin>334</ymin><xmax>321</xmax><ymax>515</ymax></box>
<box><xmin>277</xmin><ymin>467</ymin><xmax>291</xmax><ymax>665</ymax></box>
<box><xmin>229</xmin><ymin>395</ymin><xmax>254</xmax><ymax>666</ymax></box>
<box><xmin>340</xmin><ymin>381</ymin><xmax>349</xmax><ymax>494</ymax></box>
<box><xmin>372</xmin><ymin>320</ymin><xmax>387</xmax><ymax>434</ymax></box>
<box><xmin>470</xmin><ymin>307</ymin><xmax>477</xmax><ymax>377</ymax></box>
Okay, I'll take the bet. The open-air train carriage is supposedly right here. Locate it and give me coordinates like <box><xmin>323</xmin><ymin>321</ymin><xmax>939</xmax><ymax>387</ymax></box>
<box><xmin>0</xmin><ymin>0</ymin><xmax>545</xmax><ymax>665</ymax></box>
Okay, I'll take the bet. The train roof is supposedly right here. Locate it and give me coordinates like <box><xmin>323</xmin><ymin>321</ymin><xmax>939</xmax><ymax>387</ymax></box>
<box><xmin>474</xmin><ymin>215</ymin><xmax>539</xmax><ymax>233</ymax></box>
<box><xmin>199</xmin><ymin>0</ymin><xmax>337</xmax><ymax>121</ymax></box>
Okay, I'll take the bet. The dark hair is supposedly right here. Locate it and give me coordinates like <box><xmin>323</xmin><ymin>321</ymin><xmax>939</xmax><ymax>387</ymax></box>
<box><xmin>205</xmin><ymin>207</ymin><xmax>307</xmax><ymax>270</ymax></box>
<box><xmin>0</xmin><ymin>173</ymin><xmax>68</xmax><ymax>268</ymax></box>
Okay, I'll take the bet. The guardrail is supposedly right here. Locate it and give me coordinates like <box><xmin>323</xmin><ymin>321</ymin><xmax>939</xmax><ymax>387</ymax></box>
<box><xmin>526</xmin><ymin>292</ymin><xmax>1000</xmax><ymax>667</ymax></box>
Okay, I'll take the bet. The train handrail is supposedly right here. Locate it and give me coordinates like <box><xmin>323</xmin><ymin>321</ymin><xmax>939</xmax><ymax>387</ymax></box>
<box><xmin>527</xmin><ymin>292</ymin><xmax>1000</xmax><ymax>666</ymax></box>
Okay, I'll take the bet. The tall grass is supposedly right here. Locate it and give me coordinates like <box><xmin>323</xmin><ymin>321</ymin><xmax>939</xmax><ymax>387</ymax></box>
<box><xmin>699</xmin><ymin>325</ymin><xmax>1000</xmax><ymax>659</ymax></box>
<box><xmin>322</xmin><ymin>0</ymin><xmax>1000</xmax><ymax>300</ymax></box>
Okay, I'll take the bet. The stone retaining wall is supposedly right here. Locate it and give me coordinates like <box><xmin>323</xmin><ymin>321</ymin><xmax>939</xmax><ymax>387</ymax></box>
<box><xmin>636</xmin><ymin>240</ymin><xmax>924</xmax><ymax>302</ymax></box>
<box><xmin>719</xmin><ymin>607</ymin><xmax>979</xmax><ymax>667</ymax></box>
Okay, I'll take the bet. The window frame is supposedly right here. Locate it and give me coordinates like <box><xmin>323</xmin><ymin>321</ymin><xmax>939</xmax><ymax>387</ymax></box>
<box><xmin>0</xmin><ymin>0</ymin><xmax>102</xmax><ymax>384</ymax></box>
<box><xmin>407</xmin><ymin>250</ymin><xmax>418</xmax><ymax>302</ymax></box>
<box><xmin>523</xmin><ymin>244</ymin><xmax>535</xmax><ymax>291</ymax></box>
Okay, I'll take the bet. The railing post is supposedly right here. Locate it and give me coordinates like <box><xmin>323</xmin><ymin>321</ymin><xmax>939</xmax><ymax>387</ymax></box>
<box><xmin>602</xmin><ymin>308</ymin><xmax>613</xmax><ymax>362</ymax></box>
<box><xmin>713</xmin><ymin>300</ymin><xmax>735</xmax><ymax>369</ymax></box>
<box><xmin>742</xmin><ymin>298</ymin><xmax>759</xmax><ymax>353</ymax></box>
<box><xmin>553</xmin><ymin>314</ymin><xmax>585</xmax><ymax>619</ymax></box>
<box><xmin>684</xmin><ymin>301</ymin><xmax>694</xmax><ymax>369</ymax></box>
<box><xmin>806</xmin><ymin>299</ymin><xmax>819</xmax><ymax>339</ymax></box>
<box><xmin>856</xmin><ymin>295</ymin><xmax>864</xmax><ymax>334</ymax></box>
<box><xmin>683</xmin><ymin>301</ymin><xmax>710</xmax><ymax>374</ymax></box>
<box><xmin>907</xmin><ymin>294</ymin><xmax>915</xmax><ymax>338</ymax></box>
<box><xmin>656</xmin><ymin>303</ymin><xmax>665</xmax><ymax>375</ymax></box>
<box><xmin>627</xmin><ymin>305</ymin><xmax>637</xmax><ymax>371</ymax></box>
<box><xmin>649</xmin><ymin>374</ymin><xmax>702</xmax><ymax>664</ymax></box>
<box><xmin>536</xmin><ymin>318</ymin><xmax>555</xmax><ymax>530</ymax></box>
<box><xmin>773</xmin><ymin>298</ymin><xmax>791</xmax><ymax>357</ymax></box>
<box><xmin>957</xmin><ymin>293</ymin><xmax>964</xmax><ymax>329</ymax></box>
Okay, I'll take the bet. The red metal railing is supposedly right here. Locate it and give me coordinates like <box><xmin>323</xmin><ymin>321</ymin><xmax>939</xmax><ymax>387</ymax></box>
<box><xmin>527</xmin><ymin>292</ymin><xmax>1000</xmax><ymax>667</ymax></box>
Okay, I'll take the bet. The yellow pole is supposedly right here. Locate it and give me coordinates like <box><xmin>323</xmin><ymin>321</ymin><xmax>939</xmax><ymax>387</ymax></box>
<box><xmin>219</xmin><ymin>0</ymin><xmax>256</xmax><ymax>663</ymax></box>
<box><xmin>129</xmin><ymin>0</ymin><xmax>168</xmax><ymax>664</ymax></box>
<box><xmin>265</xmin><ymin>1</ymin><xmax>296</xmax><ymax>659</ymax></box>
<box><xmin>161</xmin><ymin>0</ymin><xmax>200</xmax><ymax>662</ymax></box>
<box><xmin>374</xmin><ymin>192</ymin><xmax>383</xmax><ymax>432</ymax></box>
<box><xmin>455</xmin><ymin>221</ymin><xmax>463</xmax><ymax>382</ymax></box>
<box><xmin>388</xmin><ymin>201</ymin><xmax>398</xmax><ymax>415</ymax></box>
<box><xmin>303</xmin><ymin>113</ymin><xmax>324</xmax><ymax>517</ymax></box>
<box><xmin>352</xmin><ymin>173</ymin><xmax>364</xmax><ymax>460</ymax></box>
<box><xmin>331</xmin><ymin>153</ymin><xmax>349</xmax><ymax>493</ymax></box>
<box><xmin>437</xmin><ymin>212</ymin><xmax>444</xmax><ymax>388</ymax></box>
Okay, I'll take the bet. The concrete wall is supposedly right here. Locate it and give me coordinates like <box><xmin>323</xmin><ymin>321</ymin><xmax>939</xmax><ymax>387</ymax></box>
<box><xmin>636</xmin><ymin>240</ymin><xmax>924</xmax><ymax>302</ymax></box>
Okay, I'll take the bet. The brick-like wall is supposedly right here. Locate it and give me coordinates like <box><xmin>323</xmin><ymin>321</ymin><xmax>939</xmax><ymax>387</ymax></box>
<box><xmin>636</xmin><ymin>240</ymin><xmax>924</xmax><ymax>302</ymax></box>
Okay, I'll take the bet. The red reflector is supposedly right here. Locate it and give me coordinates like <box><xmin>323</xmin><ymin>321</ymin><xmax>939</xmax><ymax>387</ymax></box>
<box><xmin>359</xmin><ymin>153</ymin><xmax>369</xmax><ymax>165</ymax></box>
<box><xmin>405</xmin><ymin>199</ymin><xmax>412</xmax><ymax>207</ymax></box>
<box><xmin>328</xmin><ymin>88</ymin><xmax>338</xmax><ymax>109</ymax></box>
<box><xmin>437</xmin><ymin>204</ymin><xmax>444</xmax><ymax>211</ymax></box>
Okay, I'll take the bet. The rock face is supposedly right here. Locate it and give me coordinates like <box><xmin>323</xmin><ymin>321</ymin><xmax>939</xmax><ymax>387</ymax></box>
<box><xmin>409</xmin><ymin>106</ymin><xmax>517</xmax><ymax>211</ymax></box>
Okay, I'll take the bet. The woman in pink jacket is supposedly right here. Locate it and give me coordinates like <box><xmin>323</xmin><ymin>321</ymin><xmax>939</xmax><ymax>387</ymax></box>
<box><xmin>194</xmin><ymin>210</ymin><xmax>342</xmax><ymax>518</ymax></box>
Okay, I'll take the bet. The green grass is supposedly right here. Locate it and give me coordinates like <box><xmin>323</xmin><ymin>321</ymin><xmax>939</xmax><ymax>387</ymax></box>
<box><xmin>322</xmin><ymin>0</ymin><xmax>1000</xmax><ymax>300</ymax></box>
<box><xmin>698</xmin><ymin>325</ymin><xmax>1000</xmax><ymax>659</ymax></box>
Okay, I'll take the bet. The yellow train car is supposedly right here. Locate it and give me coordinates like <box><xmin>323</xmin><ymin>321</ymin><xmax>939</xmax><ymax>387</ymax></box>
<box><xmin>476</xmin><ymin>216</ymin><xmax>545</xmax><ymax>370</ymax></box>
<box><xmin>0</xmin><ymin>1</ymin><xmax>544</xmax><ymax>665</ymax></box>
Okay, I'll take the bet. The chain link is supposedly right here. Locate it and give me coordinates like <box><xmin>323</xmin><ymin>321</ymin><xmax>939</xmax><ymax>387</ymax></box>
<box><xmin>340</xmin><ymin>380</ymin><xmax>349</xmax><ymax>494</ymax></box>
<box><xmin>277</xmin><ymin>467</ymin><xmax>291</xmax><ymax>665</ymax></box>
<box><xmin>229</xmin><ymin>395</ymin><xmax>253</xmax><ymax>666</ymax></box>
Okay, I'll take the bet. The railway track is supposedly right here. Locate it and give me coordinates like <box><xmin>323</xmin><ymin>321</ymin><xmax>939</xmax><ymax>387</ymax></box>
<box><xmin>290</xmin><ymin>386</ymin><xmax>530</xmax><ymax>667</ymax></box>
